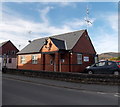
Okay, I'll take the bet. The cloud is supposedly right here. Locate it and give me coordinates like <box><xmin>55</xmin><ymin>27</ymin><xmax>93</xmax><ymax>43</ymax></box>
<box><xmin>1</xmin><ymin>5</ymin><xmax>73</xmax><ymax>50</ymax></box>
<box><xmin>65</xmin><ymin>19</ymin><xmax>86</xmax><ymax>28</ymax></box>
<box><xmin>97</xmin><ymin>12</ymin><xmax>118</xmax><ymax>32</ymax></box>
<box><xmin>1</xmin><ymin>3</ymin><xmax>117</xmax><ymax>54</ymax></box>
<box><xmin>107</xmin><ymin>14</ymin><xmax>118</xmax><ymax>32</ymax></box>
<box><xmin>59</xmin><ymin>2</ymin><xmax>72</xmax><ymax>6</ymax></box>
<box><xmin>0</xmin><ymin>31</ymin><xmax>29</xmax><ymax>50</ymax></box>
<box><xmin>64</xmin><ymin>17</ymin><xmax>95</xmax><ymax>29</ymax></box>
<box><xmin>2</xmin><ymin>0</ymin><xmax>88</xmax><ymax>2</ymax></box>
<box><xmin>90</xmin><ymin>12</ymin><xmax>118</xmax><ymax>54</ymax></box>
<box><xmin>58</xmin><ymin>2</ymin><xmax>77</xmax><ymax>8</ymax></box>
<box><xmin>38</xmin><ymin>6</ymin><xmax>54</xmax><ymax>24</ymax></box>
<box><xmin>93</xmin><ymin>33</ymin><xmax>118</xmax><ymax>54</ymax></box>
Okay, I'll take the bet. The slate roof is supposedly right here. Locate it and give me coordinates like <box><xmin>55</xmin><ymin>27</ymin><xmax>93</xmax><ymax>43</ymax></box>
<box><xmin>50</xmin><ymin>38</ymin><xmax>66</xmax><ymax>50</ymax></box>
<box><xmin>17</xmin><ymin>30</ymin><xmax>86</xmax><ymax>54</ymax></box>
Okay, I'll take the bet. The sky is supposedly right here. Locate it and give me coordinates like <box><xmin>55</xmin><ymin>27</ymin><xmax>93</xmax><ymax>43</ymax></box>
<box><xmin>0</xmin><ymin>1</ymin><xmax>119</xmax><ymax>54</ymax></box>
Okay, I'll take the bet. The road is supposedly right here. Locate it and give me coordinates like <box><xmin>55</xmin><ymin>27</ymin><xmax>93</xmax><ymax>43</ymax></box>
<box><xmin>2</xmin><ymin>74</ymin><xmax>119</xmax><ymax>105</ymax></box>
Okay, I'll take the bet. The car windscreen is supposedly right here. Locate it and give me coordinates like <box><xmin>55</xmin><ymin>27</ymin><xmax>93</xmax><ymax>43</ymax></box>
<box><xmin>116</xmin><ymin>62</ymin><xmax>120</xmax><ymax>65</ymax></box>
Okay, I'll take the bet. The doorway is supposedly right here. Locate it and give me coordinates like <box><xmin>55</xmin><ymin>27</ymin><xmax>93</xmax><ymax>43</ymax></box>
<box><xmin>50</xmin><ymin>54</ymin><xmax>56</xmax><ymax>72</ymax></box>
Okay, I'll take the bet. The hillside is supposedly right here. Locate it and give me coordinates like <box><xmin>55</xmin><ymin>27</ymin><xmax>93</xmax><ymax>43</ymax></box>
<box><xmin>98</xmin><ymin>52</ymin><xmax>120</xmax><ymax>60</ymax></box>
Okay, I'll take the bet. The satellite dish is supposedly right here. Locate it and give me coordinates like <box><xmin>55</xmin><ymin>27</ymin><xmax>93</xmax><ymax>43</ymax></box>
<box><xmin>28</xmin><ymin>40</ymin><xmax>31</xmax><ymax>43</ymax></box>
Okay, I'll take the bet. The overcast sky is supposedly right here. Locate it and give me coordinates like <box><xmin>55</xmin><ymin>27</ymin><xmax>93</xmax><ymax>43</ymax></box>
<box><xmin>0</xmin><ymin>1</ymin><xmax>118</xmax><ymax>54</ymax></box>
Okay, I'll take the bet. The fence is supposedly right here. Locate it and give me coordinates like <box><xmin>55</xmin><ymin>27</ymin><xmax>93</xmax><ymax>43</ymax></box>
<box><xmin>2</xmin><ymin>68</ymin><xmax>120</xmax><ymax>85</ymax></box>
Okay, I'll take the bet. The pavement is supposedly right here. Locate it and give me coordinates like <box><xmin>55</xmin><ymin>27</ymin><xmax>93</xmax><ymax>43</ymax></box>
<box><xmin>2</xmin><ymin>73</ymin><xmax>120</xmax><ymax>105</ymax></box>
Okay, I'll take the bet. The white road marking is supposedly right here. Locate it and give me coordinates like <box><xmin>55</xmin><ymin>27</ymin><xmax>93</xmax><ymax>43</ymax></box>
<box><xmin>97</xmin><ymin>92</ymin><xmax>106</xmax><ymax>95</ymax></box>
<box><xmin>114</xmin><ymin>94</ymin><xmax>120</xmax><ymax>97</ymax></box>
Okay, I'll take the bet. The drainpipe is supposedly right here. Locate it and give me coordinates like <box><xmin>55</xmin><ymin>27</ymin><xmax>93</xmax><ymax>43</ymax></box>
<box><xmin>69</xmin><ymin>52</ymin><xmax>71</xmax><ymax>72</ymax></box>
<box><xmin>69</xmin><ymin>51</ymin><xmax>72</xmax><ymax>72</ymax></box>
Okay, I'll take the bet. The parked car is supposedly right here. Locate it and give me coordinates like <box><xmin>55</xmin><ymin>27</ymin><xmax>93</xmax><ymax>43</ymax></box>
<box><xmin>115</xmin><ymin>61</ymin><xmax>120</xmax><ymax>68</ymax></box>
<box><xmin>85</xmin><ymin>61</ymin><xmax>120</xmax><ymax>75</ymax></box>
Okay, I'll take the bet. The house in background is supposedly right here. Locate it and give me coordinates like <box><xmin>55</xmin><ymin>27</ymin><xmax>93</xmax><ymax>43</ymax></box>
<box><xmin>0</xmin><ymin>40</ymin><xmax>19</xmax><ymax>70</ymax></box>
<box><xmin>17</xmin><ymin>30</ymin><xmax>96</xmax><ymax>72</ymax></box>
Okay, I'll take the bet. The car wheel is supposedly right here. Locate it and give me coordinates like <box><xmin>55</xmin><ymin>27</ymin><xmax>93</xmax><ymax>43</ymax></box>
<box><xmin>88</xmin><ymin>71</ymin><xmax>93</xmax><ymax>74</ymax></box>
<box><xmin>114</xmin><ymin>71</ymin><xmax>119</xmax><ymax>76</ymax></box>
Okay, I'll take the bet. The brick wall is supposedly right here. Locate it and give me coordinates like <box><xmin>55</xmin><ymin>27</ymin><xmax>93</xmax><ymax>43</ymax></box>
<box><xmin>70</xmin><ymin>53</ymin><xmax>95</xmax><ymax>72</ymax></box>
<box><xmin>70</xmin><ymin>30</ymin><xmax>96</xmax><ymax>72</ymax></box>
<box><xmin>18</xmin><ymin>54</ymin><xmax>42</xmax><ymax>71</ymax></box>
<box><xmin>72</xmin><ymin>31</ymin><xmax>96</xmax><ymax>54</ymax></box>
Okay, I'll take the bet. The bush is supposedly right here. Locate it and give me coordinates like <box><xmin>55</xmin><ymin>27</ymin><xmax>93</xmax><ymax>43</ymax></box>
<box><xmin>110</xmin><ymin>56</ymin><xmax>120</xmax><ymax>61</ymax></box>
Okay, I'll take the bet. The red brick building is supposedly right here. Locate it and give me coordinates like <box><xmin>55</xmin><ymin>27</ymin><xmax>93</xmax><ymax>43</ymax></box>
<box><xmin>17</xmin><ymin>30</ymin><xmax>96</xmax><ymax>72</ymax></box>
<box><xmin>0</xmin><ymin>40</ymin><xmax>19</xmax><ymax>69</ymax></box>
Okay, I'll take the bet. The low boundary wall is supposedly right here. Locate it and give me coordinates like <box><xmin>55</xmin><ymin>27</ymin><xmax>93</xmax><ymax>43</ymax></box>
<box><xmin>2</xmin><ymin>68</ymin><xmax>120</xmax><ymax>85</ymax></box>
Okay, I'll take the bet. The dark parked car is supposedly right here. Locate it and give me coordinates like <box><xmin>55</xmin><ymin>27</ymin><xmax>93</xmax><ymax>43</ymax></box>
<box><xmin>85</xmin><ymin>61</ymin><xmax>120</xmax><ymax>75</ymax></box>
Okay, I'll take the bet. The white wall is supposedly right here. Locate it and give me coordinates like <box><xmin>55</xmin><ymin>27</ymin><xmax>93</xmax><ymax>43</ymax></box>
<box><xmin>0</xmin><ymin>57</ymin><xmax>17</xmax><ymax>69</ymax></box>
<box><xmin>6</xmin><ymin>58</ymin><xmax>17</xmax><ymax>69</ymax></box>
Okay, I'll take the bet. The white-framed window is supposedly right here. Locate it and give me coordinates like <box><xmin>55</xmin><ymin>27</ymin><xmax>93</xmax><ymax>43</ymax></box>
<box><xmin>84</xmin><ymin>56</ymin><xmax>89</xmax><ymax>62</ymax></box>
<box><xmin>20</xmin><ymin>56</ymin><xmax>26</xmax><ymax>64</ymax></box>
<box><xmin>32</xmin><ymin>55</ymin><xmax>38</xmax><ymax>64</ymax></box>
<box><xmin>77</xmin><ymin>54</ymin><xmax>82</xmax><ymax>64</ymax></box>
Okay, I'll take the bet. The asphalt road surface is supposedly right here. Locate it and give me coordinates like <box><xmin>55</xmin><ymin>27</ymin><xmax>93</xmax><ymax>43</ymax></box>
<box><xmin>2</xmin><ymin>74</ymin><xmax>119</xmax><ymax>105</ymax></box>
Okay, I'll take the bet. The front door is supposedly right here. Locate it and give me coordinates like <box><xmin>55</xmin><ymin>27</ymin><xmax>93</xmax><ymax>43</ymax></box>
<box><xmin>50</xmin><ymin>54</ymin><xmax>56</xmax><ymax>72</ymax></box>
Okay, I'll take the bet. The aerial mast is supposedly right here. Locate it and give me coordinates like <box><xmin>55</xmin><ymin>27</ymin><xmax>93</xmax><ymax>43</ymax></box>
<box><xmin>85</xmin><ymin>5</ymin><xmax>92</xmax><ymax>31</ymax></box>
